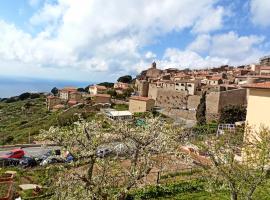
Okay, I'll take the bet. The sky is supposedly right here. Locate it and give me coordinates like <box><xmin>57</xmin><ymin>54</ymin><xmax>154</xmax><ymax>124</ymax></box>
<box><xmin>0</xmin><ymin>0</ymin><xmax>270</xmax><ymax>82</ymax></box>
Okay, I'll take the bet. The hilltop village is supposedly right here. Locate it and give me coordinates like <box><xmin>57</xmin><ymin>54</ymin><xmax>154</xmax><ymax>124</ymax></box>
<box><xmin>46</xmin><ymin>55</ymin><xmax>270</xmax><ymax>129</ymax></box>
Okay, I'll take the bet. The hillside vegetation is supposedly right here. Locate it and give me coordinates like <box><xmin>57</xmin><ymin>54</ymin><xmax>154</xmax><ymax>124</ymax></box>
<box><xmin>0</xmin><ymin>96</ymin><xmax>59</xmax><ymax>144</ymax></box>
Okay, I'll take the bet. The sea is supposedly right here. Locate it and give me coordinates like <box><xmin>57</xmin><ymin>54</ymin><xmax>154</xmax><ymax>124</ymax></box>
<box><xmin>0</xmin><ymin>76</ymin><xmax>93</xmax><ymax>98</ymax></box>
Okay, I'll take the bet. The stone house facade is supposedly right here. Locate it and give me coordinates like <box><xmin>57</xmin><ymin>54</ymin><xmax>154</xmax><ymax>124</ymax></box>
<box><xmin>129</xmin><ymin>96</ymin><xmax>155</xmax><ymax>113</ymax></box>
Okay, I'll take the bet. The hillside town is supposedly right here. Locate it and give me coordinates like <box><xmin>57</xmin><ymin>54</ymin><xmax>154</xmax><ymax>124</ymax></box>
<box><xmin>1</xmin><ymin>56</ymin><xmax>270</xmax><ymax>199</ymax></box>
<box><xmin>46</xmin><ymin>55</ymin><xmax>270</xmax><ymax>130</ymax></box>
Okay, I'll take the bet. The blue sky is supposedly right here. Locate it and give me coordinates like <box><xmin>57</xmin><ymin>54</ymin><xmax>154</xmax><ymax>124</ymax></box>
<box><xmin>0</xmin><ymin>0</ymin><xmax>270</xmax><ymax>82</ymax></box>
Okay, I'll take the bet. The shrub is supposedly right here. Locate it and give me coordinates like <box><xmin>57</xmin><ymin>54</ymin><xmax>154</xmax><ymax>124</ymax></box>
<box><xmin>219</xmin><ymin>105</ymin><xmax>246</xmax><ymax>124</ymax></box>
<box><xmin>19</xmin><ymin>92</ymin><xmax>31</xmax><ymax>100</ymax></box>
<box><xmin>196</xmin><ymin>92</ymin><xmax>206</xmax><ymax>125</ymax></box>
<box><xmin>30</xmin><ymin>93</ymin><xmax>41</xmax><ymax>99</ymax></box>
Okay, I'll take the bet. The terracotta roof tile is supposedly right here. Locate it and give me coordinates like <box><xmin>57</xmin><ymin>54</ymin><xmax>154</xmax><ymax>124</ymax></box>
<box><xmin>129</xmin><ymin>96</ymin><xmax>152</xmax><ymax>101</ymax></box>
<box><xmin>243</xmin><ymin>82</ymin><xmax>270</xmax><ymax>89</ymax></box>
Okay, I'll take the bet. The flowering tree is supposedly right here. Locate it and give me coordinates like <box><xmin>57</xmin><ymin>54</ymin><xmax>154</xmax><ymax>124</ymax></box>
<box><xmin>39</xmin><ymin>116</ymin><xmax>180</xmax><ymax>199</ymax></box>
<box><xmin>113</xmin><ymin>117</ymin><xmax>179</xmax><ymax>199</ymax></box>
<box><xmin>197</xmin><ymin>126</ymin><xmax>270</xmax><ymax>200</ymax></box>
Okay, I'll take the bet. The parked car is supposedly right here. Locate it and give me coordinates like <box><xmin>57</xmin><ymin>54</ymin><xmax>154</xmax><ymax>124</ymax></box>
<box><xmin>0</xmin><ymin>149</ymin><xmax>25</xmax><ymax>159</ymax></box>
<box><xmin>19</xmin><ymin>157</ymin><xmax>37</xmax><ymax>168</ymax></box>
<box><xmin>40</xmin><ymin>156</ymin><xmax>65</xmax><ymax>166</ymax></box>
<box><xmin>0</xmin><ymin>158</ymin><xmax>20</xmax><ymax>167</ymax></box>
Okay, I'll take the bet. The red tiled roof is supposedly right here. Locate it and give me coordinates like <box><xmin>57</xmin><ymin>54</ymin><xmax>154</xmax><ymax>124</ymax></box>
<box><xmin>90</xmin><ymin>85</ymin><xmax>107</xmax><ymax>90</ymax></box>
<box><xmin>209</xmin><ymin>76</ymin><xmax>222</xmax><ymax>81</ymax></box>
<box><xmin>129</xmin><ymin>96</ymin><xmax>152</xmax><ymax>101</ymax></box>
<box><xmin>243</xmin><ymin>82</ymin><xmax>270</xmax><ymax>89</ymax></box>
<box><xmin>260</xmin><ymin>66</ymin><xmax>270</xmax><ymax>70</ymax></box>
<box><xmin>59</xmin><ymin>87</ymin><xmax>77</xmax><ymax>92</ymax></box>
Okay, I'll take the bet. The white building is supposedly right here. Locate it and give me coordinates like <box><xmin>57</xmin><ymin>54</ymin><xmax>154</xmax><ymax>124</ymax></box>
<box><xmin>89</xmin><ymin>85</ymin><xmax>107</xmax><ymax>95</ymax></box>
<box><xmin>103</xmin><ymin>109</ymin><xmax>133</xmax><ymax>120</ymax></box>
<box><xmin>175</xmin><ymin>80</ymin><xmax>201</xmax><ymax>95</ymax></box>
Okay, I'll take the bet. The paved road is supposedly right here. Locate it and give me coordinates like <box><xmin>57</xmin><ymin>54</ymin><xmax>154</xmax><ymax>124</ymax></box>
<box><xmin>0</xmin><ymin>146</ymin><xmax>60</xmax><ymax>157</ymax></box>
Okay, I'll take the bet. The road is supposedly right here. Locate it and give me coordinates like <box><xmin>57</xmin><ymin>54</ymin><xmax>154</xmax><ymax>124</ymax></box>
<box><xmin>0</xmin><ymin>146</ymin><xmax>60</xmax><ymax>157</ymax></box>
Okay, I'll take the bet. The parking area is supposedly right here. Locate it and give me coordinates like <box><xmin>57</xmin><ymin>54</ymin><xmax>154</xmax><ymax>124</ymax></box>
<box><xmin>0</xmin><ymin>146</ymin><xmax>60</xmax><ymax>157</ymax></box>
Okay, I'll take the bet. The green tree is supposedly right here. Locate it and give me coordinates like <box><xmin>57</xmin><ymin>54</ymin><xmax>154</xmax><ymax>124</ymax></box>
<box><xmin>197</xmin><ymin>127</ymin><xmax>270</xmax><ymax>200</ymax></box>
<box><xmin>117</xmin><ymin>75</ymin><xmax>132</xmax><ymax>83</ymax></box>
<box><xmin>196</xmin><ymin>92</ymin><xmax>206</xmax><ymax>125</ymax></box>
<box><xmin>123</xmin><ymin>87</ymin><xmax>134</xmax><ymax>98</ymax></box>
<box><xmin>51</xmin><ymin>87</ymin><xmax>59</xmax><ymax>96</ymax></box>
<box><xmin>107</xmin><ymin>89</ymin><xmax>117</xmax><ymax>97</ymax></box>
<box><xmin>19</xmin><ymin>92</ymin><xmax>31</xmax><ymax>100</ymax></box>
<box><xmin>219</xmin><ymin>105</ymin><xmax>246</xmax><ymax>124</ymax></box>
<box><xmin>77</xmin><ymin>88</ymin><xmax>86</xmax><ymax>92</ymax></box>
<box><xmin>39</xmin><ymin>116</ymin><xmax>179</xmax><ymax>199</ymax></box>
<box><xmin>98</xmin><ymin>82</ymin><xmax>114</xmax><ymax>88</ymax></box>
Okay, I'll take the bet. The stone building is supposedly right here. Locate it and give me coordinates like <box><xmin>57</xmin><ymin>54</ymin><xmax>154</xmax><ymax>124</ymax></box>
<box><xmin>207</xmin><ymin>77</ymin><xmax>223</xmax><ymax>85</ymax></box>
<box><xmin>175</xmin><ymin>80</ymin><xmax>201</xmax><ymax>95</ymax></box>
<box><xmin>129</xmin><ymin>96</ymin><xmax>155</xmax><ymax>113</ymax></box>
<box><xmin>259</xmin><ymin>55</ymin><xmax>270</xmax><ymax>66</ymax></box>
<box><xmin>46</xmin><ymin>96</ymin><xmax>61</xmax><ymax>111</ymax></box>
<box><xmin>206</xmin><ymin>88</ymin><xmax>247</xmax><ymax>121</ymax></box>
<box><xmin>114</xmin><ymin>82</ymin><xmax>129</xmax><ymax>90</ymax></box>
<box><xmin>145</xmin><ymin>62</ymin><xmax>162</xmax><ymax>80</ymax></box>
<box><xmin>59</xmin><ymin>87</ymin><xmax>77</xmax><ymax>100</ymax></box>
<box><xmin>92</xmin><ymin>94</ymin><xmax>111</xmax><ymax>104</ymax></box>
<box><xmin>89</xmin><ymin>85</ymin><xmax>107</xmax><ymax>95</ymax></box>
<box><xmin>135</xmin><ymin>79</ymin><xmax>149</xmax><ymax>97</ymax></box>
<box><xmin>155</xmin><ymin>89</ymin><xmax>188</xmax><ymax>109</ymax></box>
<box><xmin>69</xmin><ymin>92</ymin><xmax>83</xmax><ymax>103</ymax></box>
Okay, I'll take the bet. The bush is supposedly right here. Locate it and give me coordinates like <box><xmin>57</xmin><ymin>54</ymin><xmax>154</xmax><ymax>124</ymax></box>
<box><xmin>30</xmin><ymin>93</ymin><xmax>41</xmax><ymax>99</ymax></box>
<box><xmin>219</xmin><ymin>105</ymin><xmax>246</xmax><ymax>124</ymax></box>
<box><xmin>57</xmin><ymin>112</ymin><xmax>80</xmax><ymax>126</ymax></box>
<box><xmin>5</xmin><ymin>97</ymin><xmax>17</xmax><ymax>103</ymax></box>
<box><xmin>196</xmin><ymin>92</ymin><xmax>206</xmax><ymax>125</ymax></box>
<box><xmin>19</xmin><ymin>92</ymin><xmax>31</xmax><ymax>100</ymax></box>
<box><xmin>3</xmin><ymin>135</ymin><xmax>14</xmax><ymax>144</ymax></box>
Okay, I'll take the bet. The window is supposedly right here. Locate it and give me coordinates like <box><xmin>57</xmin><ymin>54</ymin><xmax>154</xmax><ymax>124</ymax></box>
<box><xmin>181</xmin><ymin>83</ymin><xmax>184</xmax><ymax>86</ymax></box>
<box><xmin>188</xmin><ymin>84</ymin><xmax>192</xmax><ymax>87</ymax></box>
<box><xmin>176</xmin><ymin>83</ymin><xmax>179</xmax><ymax>86</ymax></box>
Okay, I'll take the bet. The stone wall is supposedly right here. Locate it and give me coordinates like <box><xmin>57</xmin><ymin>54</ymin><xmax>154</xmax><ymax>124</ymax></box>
<box><xmin>155</xmin><ymin>89</ymin><xmax>188</xmax><ymax>108</ymax></box>
<box><xmin>206</xmin><ymin>88</ymin><xmax>247</xmax><ymax>121</ymax></box>
<box><xmin>161</xmin><ymin>108</ymin><xmax>196</xmax><ymax>120</ymax></box>
<box><xmin>187</xmin><ymin>95</ymin><xmax>201</xmax><ymax>110</ymax></box>
<box><xmin>148</xmin><ymin>83</ymin><xmax>158</xmax><ymax>100</ymax></box>
<box><xmin>136</xmin><ymin>80</ymin><xmax>149</xmax><ymax>97</ymax></box>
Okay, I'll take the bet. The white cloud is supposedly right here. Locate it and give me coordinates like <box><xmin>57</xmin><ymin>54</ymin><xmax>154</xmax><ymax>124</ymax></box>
<box><xmin>161</xmin><ymin>48</ymin><xmax>228</xmax><ymax>69</ymax></box>
<box><xmin>145</xmin><ymin>51</ymin><xmax>157</xmax><ymax>59</ymax></box>
<box><xmin>250</xmin><ymin>0</ymin><xmax>270</xmax><ymax>27</ymax></box>
<box><xmin>210</xmin><ymin>31</ymin><xmax>265</xmax><ymax>64</ymax></box>
<box><xmin>159</xmin><ymin>31</ymin><xmax>266</xmax><ymax>69</ymax></box>
<box><xmin>0</xmin><ymin>0</ymin><xmax>229</xmax><ymax>80</ymax></box>
<box><xmin>0</xmin><ymin>0</ymin><xmax>266</xmax><ymax>81</ymax></box>
<box><xmin>192</xmin><ymin>6</ymin><xmax>225</xmax><ymax>33</ymax></box>
<box><xmin>187</xmin><ymin>34</ymin><xmax>211</xmax><ymax>53</ymax></box>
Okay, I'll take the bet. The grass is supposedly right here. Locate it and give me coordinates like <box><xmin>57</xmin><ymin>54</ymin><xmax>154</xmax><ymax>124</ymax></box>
<box><xmin>113</xmin><ymin>104</ymin><xmax>129</xmax><ymax>111</ymax></box>
<box><xmin>0</xmin><ymin>182</ymin><xmax>10</xmax><ymax>198</ymax></box>
<box><xmin>155</xmin><ymin>191</ymin><xmax>229</xmax><ymax>200</ymax></box>
<box><xmin>0</xmin><ymin>97</ymin><xmax>97</xmax><ymax>144</ymax></box>
<box><xmin>0</xmin><ymin>97</ymin><xmax>60</xmax><ymax>144</ymax></box>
